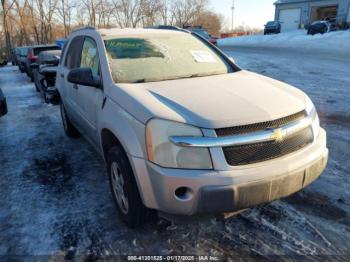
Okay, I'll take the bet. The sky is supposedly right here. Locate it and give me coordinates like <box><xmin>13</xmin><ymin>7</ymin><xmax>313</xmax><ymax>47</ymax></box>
<box><xmin>211</xmin><ymin>0</ymin><xmax>277</xmax><ymax>30</ymax></box>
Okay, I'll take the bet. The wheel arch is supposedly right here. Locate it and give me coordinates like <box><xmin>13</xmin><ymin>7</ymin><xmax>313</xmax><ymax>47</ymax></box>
<box><xmin>101</xmin><ymin>128</ymin><xmax>125</xmax><ymax>162</ymax></box>
<box><xmin>100</xmin><ymin>127</ymin><xmax>157</xmax><ymax>209</ymax></box>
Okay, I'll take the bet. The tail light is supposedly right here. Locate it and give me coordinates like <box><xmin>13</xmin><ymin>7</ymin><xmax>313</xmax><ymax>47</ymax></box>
<box><xmin>28</xmin><ymin>50</ymin><xmax>37</xmax><ymax>62</ymax></box>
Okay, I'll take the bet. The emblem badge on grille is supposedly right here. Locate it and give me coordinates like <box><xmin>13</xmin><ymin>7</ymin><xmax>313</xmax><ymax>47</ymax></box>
<box><xmin>271</xmin><ymin>128</ymin><xmax>285</xmax><ymax>142</ymax></box>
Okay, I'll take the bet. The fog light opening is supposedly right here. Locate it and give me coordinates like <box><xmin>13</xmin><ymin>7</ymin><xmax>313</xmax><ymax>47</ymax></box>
<box><xmin>174</xmin><ymin>187</ymin><xmax>193</xmax><ymax>201</ymax></box>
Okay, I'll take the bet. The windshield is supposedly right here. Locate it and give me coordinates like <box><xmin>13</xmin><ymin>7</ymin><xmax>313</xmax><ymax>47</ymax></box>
<box><xmin>104</xmin><ymin>33</ymin><xmax>232</xmax><ymax>83</ymax></box>
<box><xmin>267</xmin><ymin>21</ymin><xmax>277</xmax><ymax>26</ymax></box>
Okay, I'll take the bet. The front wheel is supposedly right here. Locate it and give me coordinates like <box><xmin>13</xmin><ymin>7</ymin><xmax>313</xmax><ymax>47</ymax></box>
<box><xmin>60</xmin><ymin>103</ymin><xmax>79</xmax><ymax>137</ymax></box>
<box><xmin>107</xmin><ymin>146</ymin><xmax>155</xmax><ymax>228</ymax></box>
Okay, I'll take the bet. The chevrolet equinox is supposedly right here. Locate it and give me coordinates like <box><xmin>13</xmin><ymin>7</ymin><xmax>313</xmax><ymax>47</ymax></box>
<box><xmin>56</xmin><ymin>27</ymin><xmax>328</xmax><ymax>227</ymax></box>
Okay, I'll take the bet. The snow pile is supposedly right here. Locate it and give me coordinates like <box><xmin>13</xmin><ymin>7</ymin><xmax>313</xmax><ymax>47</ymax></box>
<box><xmin>218</xmin><ymin>29</ymin><xmax>350</xmax><ymax>53</ymax></box>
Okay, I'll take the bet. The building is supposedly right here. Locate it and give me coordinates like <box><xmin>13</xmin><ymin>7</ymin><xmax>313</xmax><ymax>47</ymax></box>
<box><xmin>274</xmin><ymin>0</ymin><xmax>350</xmax><ymax>31</ymax></box>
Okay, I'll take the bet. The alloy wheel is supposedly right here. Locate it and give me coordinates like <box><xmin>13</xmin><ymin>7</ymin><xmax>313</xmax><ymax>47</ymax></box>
<box><xmin>111</xmin><ymin>162</ymin><xmax>129</xmax><ymax>214</ymax></box>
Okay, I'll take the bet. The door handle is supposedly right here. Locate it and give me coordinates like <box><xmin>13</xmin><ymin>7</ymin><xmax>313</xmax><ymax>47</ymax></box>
<box><xmin>72</xmin><ymin>84</ymin><xmax>78</xmax><ymax>90</ymax></box>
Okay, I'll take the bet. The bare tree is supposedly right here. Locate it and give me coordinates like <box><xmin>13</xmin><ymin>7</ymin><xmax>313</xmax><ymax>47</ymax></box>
<box><xmin>112</xmin><ymin>0</ymin><xmax>144</xmax><ymax>28</ymax></box>
<box><xmin>193</xmin><ymin>10</ymin><xmax>223</xmax><ymax>36</ymax></box>
<box><xmin>1</xmin><ymin>0</ymin><xmax>15</xmax><ymax>59</ymax></box>
<box><xmin>171</xmin><ymin>0</ymin><xmax>207</xmax><ymax>27</ymax></box>
<box><xmin>57</xmin><ymin>0</ymin><xmax>77</xmax><ymax>37</ymax></box>
<box><xmin>82</xmin><ymin>0</ymin><xmax>101</xmax><ymax>27</ymax></box>
<box><xmin>1</xmin><ymin>0</ymin><xmax>224</xmax><ymax>49</ymax></box>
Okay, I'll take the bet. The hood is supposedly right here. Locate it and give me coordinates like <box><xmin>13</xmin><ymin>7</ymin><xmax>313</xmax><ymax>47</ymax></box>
<box><xmin>112</xmin><ymin>70</ymin><xmax>307</xmax><ymax>129</ymax></box>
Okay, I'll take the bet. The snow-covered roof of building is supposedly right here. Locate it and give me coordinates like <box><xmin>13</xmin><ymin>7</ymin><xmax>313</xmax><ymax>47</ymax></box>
<box><xmin>274</xmin><ymin>0</ymin><xmax>309</xmax><ymax>5</ymax></box>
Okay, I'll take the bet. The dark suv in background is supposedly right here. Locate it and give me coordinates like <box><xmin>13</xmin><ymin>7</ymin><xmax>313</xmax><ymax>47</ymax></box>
<box><xmin>25</xmin><ymin>44</ymin><xmax>60</xmax><ymax>81</ymax></box>
<box><xmin>184</xmin><ymin>26</ymin><xmax>218</xmax><ymax>45</ymax></box>
<box><xmin>264</xmin><ymin>21</ymin><xmax>281</xmax><ymax>35</ymax></box>
<box><xmin>17</xmin><ymin>47</ymin><xmax>29</xmax><ymax>73</ymax></box>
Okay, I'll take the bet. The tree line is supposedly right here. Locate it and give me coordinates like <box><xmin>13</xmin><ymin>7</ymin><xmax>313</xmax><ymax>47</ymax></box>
<box><xmin>1</xmin><ymin>0</ymin><xmax>223</xmax><ymax>59</ymax></box>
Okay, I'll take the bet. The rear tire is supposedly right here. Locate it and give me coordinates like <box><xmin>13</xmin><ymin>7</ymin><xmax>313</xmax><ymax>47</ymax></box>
<box><xmin>60</xmin><ymin>103</ymin><xmax>80</xmax><ymax>137</ymax></box>
<box><xmin>107</xmin><ymin>146</ymin><xmax>155</xmax><ymax>228</ymax></box>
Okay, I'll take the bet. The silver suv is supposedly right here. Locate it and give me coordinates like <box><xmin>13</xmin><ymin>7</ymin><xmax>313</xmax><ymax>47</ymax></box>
<box><xmin>56</xmin><ymin>27</ymin><xmax>328</xmax><ymax>227</ymax></box>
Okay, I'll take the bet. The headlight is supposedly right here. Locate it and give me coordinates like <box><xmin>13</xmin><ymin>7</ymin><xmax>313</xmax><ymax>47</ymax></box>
<box><xmin>146</xmin><ymin>119</ymin><xmax>213</xmax><ymax>169</ymax></box>
<box><xmin>305</xmin><ymin>96</ymin><xmax>320</xmax><ymax>138</ymax></box>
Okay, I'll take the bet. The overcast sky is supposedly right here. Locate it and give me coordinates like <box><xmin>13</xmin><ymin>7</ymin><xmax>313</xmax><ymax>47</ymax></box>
<box><xmin>211</xmin><ymin>0</ymin><xmax>277</xmax><ymax>29</ymax></box>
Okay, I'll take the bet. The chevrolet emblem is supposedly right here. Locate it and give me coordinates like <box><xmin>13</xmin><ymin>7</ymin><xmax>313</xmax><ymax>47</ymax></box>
<box><xmin>271</xmin><ymin>128</ymin><xmax>285</xmax><ymax>142</ymax></box>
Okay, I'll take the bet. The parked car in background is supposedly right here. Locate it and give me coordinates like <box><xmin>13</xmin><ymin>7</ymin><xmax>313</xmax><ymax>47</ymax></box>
<box><xmin>264</xmin><ymin>21</ymin><xmax>281</xmax><ymax>35</ymax></box>
<box><xmin>307</xmin><ymin>19</ymin><xmax>338</xmax><ymax>35</ymax></box>
<box><xmin>57</xmin><ymin>27</ymin><xmax>328</xmax><ymax>228</ymax></box>
<box><xmin>0</xmin><ymin>88</ymin><xmax>8</xmax><ymax>117</ymax></box>
<box><xmin>31</xmin><ymin>50</ymin><xmax>61</xmax><ymax>103</ymax></box>
<box><xmin>18</xmin><ymin>47</ymin><xmax>29</xmax><ymax>73</ymax></box>
<box><xmin>11</xmin><ymin>48</ymin><xmax>19</xmax><ymax>65</ymax></box>
<box><xmin>307</xmin><ymin>20</ymin><xmax>330</xmax><ymax>35</ymax></box>
<box><xmin>25</xmin><ymin>44</ymin><xmax>60</xmax><ymax>81</ymax></box>
<box><xmin>184</xmin><ymin>26</ymin><xmax>218</xmax><ymax>45</ymax></box>
<box><xmin>0</xmin><ymin>52</ymin><xmax>7</xmax><ymax>67</ymax></box>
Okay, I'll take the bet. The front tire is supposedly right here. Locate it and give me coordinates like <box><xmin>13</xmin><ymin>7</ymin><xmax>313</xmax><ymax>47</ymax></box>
<box><xmin>107</xmin><ymin>146</ymin><xmax>155</xmax><ymax>228</ymax></box>
<box><xmin>60</xmin><ymin>103</ymin><xmax>79</xmax><ymax>137</ymax></box>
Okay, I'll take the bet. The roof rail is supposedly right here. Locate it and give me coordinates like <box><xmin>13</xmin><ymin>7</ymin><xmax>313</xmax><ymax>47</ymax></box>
<box><xmin>145</xmin><ymin>25</ymin><xmax>189</xmax><ymax>33</ymax></box>
<box><xmin>183</xmin><ymin>25</ymin><xmax>203</xmax><ymax>29</ymax></box>
<box><xmin>71</xmin><ymin>26</ymin><xmax>96</xmax><ymax>33</ymax></box>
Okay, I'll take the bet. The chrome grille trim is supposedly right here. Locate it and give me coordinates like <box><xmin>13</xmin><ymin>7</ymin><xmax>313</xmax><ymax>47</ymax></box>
<box><xmin>169</xmin><ymin>115</ymin><xmax>313</xmax><ymax>148</ymax></box>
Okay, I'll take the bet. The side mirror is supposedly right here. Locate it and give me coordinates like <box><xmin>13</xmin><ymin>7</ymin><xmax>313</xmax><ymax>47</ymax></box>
<box><xmin>30</xmin><ymin>63</ymin><xmax>39</xmax><ymax>69</ymax></box>
<box><xmin>67</xmin><ymin>68</ymin><xmax>101</xmax><ymax>88</ymax></box>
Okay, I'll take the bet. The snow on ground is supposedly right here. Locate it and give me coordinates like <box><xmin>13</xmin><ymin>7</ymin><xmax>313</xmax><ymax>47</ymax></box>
<box><xmin>0</xmin><ymin>44</ymin><xmax>350</xmax><ymax>261</ymax></box>
<box><xmin>218</xmin><ymin>29</ymin><xmax>350</xmax><ymax>55</ymax></box>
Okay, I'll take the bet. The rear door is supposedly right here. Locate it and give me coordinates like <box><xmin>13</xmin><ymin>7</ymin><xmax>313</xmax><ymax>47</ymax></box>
<box><xmin>279</xmin><ymin>8</ymin><xmax>301</xmax><ymax>32</ymax></box>
<box><xmin>60</xmin><ymin>36</ymin><xmax>84</xmax><ymax>121</ymax></box>
<box><xmin>74</xmin><ymin>36</ymin><xmax>104</xmax><ymax>146</ymax></box>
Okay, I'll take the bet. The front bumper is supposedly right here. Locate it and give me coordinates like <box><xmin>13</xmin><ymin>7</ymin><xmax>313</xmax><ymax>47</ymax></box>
<box><xmin>130</xmin><ymin>128</ymin><xmax>328</xmax><ymax>215</ymax></box>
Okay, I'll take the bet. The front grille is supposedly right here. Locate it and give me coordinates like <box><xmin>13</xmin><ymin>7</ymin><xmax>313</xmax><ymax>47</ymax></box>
<box><xmin>222</xmin><ymin>127</ymin><xmax>313</xmax><ymax>166</ymax></box>
<box><xmin>216</xmin><ymin>111</ymin><xmax>306</xmax><ymax>137</ymax></box>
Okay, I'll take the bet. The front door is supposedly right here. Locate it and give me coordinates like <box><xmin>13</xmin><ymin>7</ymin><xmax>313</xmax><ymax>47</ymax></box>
<box><xmin>75</xmin><ymin>37</ymin><xmax>103</xmax><ymax>146</ymax></box>
<box><xmin>61</xmin><ymin>36</ymin><xmax>84</xmax><ymax>122</ymax></box>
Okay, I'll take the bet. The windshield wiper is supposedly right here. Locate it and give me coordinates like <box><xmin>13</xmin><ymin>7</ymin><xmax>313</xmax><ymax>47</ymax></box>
<box><xmin>131</xmin><ymin>73</ymin><xmax>223</xmax><ymax>83</ymax></box>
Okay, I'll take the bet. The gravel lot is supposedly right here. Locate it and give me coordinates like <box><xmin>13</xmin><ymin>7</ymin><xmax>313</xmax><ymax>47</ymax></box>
<box><xmin>0</xmin><ymin>46</ymin><xmax>349</xmax><ymax>260</ymax></box>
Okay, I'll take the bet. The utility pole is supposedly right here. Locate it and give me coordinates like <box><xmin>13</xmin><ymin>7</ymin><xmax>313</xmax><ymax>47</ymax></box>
<box><xmin>231</xmin><ymin>0</ymin><xmax>235</xmax><ymax>32</ymax></box>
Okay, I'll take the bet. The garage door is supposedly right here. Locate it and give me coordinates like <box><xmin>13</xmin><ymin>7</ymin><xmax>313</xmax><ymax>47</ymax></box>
<box><xmin>279</xmin><ymin>8</ymin><xmax>301</xmax><ymax>32</ymax></box>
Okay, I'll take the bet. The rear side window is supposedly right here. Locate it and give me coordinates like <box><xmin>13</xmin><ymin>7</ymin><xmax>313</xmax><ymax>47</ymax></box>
<box><xmin>64</xmin><ymin>36</ymin><xmax>84</xmax><ymax>69</ymax></box>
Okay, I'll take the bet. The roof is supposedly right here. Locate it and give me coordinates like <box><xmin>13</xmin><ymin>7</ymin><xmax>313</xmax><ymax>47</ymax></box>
<box><xmin>39</xmin><ymin>50</ymin><xmax>62</xmax><ymax>56</ymax></box>
<box><xmin>30</xmin><ymin>44</ymin><xmax>59</xmax><ymax>49</ymax></box>
<box><xmin>98</xmin><ymin>28</ymin><xmax>185</xmax><ymax>38</ymax></box>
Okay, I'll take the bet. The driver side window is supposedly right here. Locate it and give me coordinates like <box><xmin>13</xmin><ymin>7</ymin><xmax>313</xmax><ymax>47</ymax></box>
<box><xmin>80</xmin><ymin>37</ymin><xmax>100</xmax><ymax>77</ymax></box>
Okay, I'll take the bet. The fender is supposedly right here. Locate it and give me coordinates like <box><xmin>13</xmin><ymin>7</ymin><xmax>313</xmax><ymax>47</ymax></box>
<box><xmin>98</xmin><ymin>97</ymin><xmax>158</xmax><ymax>209</ymax></box>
